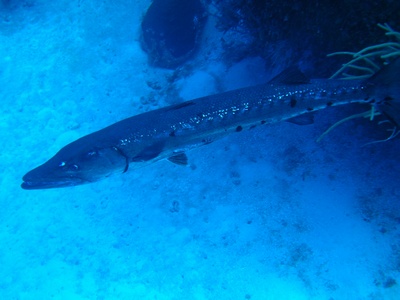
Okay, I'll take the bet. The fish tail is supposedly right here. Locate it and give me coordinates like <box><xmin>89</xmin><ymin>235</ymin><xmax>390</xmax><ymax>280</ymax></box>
<box><xmin>367</xmin><ymin>58</ymin><xmax>400</xmax><ymax>126</ymax></box>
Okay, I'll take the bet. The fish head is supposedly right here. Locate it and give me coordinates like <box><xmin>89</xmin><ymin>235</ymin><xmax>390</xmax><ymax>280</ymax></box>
<box><xmin>21</xmin><ymin>139</ymin><xmax>128</xmax><ymax>190</ymax></box>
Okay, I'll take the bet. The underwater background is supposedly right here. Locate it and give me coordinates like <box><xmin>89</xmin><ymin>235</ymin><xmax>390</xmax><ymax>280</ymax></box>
<box><xmin>1</xmin><ymin>0</ymin><xmax>400</xmax><ymax>299</ymax></box>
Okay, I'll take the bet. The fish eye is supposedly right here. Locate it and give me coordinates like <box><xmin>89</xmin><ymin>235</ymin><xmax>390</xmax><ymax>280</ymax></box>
<box><xmin>59</xmin><ymin>161</ymin><xmax>79</xmax><ymax>171</ymax></box>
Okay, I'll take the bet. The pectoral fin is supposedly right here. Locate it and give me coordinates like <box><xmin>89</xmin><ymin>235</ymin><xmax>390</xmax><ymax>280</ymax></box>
<box><xmin>132</xmin><ymin>142</ymin><xmax>164</xmax><ymax>162</ymax></box>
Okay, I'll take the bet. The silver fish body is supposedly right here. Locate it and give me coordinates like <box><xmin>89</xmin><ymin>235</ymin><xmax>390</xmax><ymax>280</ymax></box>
<box><xmin>116</xmin><ymin>79</ymin><xmax>369</xmax><ymax>161</ymax></box>
<box><xmin>21</xmin><ymin>62</ymin><xmax>400</xmax><ymax>189</ymax></box>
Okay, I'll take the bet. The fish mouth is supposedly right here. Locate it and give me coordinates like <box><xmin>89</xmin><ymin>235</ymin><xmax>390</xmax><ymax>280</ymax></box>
<box><xmin>21</xmin><ymin>178</ymin><xmax>88</xmax><ymax>189</ymax></box>
<box><xmin>21</xmin><ymin>179</ymin><xmax>86</xmax><ymax>190</ymax></box>
<box><xmin>21</xmin><ymin>173</ymin><xmax>88</xmax><ymax>190</ymax></box>
<box><xmin>21</xmin><ymin>161</ymin><xmax>92</xmax><ymax>190</ymax></box>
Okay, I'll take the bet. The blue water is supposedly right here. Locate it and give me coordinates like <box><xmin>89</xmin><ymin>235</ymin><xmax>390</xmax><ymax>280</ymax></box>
<box><xmin>1</xmin><ymin>1</ymin><xmax>399</xmax><ymax>299</ymax></box>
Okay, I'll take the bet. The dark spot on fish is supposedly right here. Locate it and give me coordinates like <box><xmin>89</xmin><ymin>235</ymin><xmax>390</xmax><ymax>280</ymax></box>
<box><xmin>326</xmin><ymin>101</ymin><xmax>333</xmax><ymax>107</ymax></box>
<box><xmin>306</xmin><ymin>107</ymin><xmax>314</xmax><ymax>111</ymax></box>
<box><xmin>249</xmin><ymin>125</ymin><xmax>256</xmax><ymax>130</ymax></box>
<box><xmin>236</xmin><ymin>125</ymin><xmax>243</xmax><ymax>132</ymax></box>
<box><xmin>290</xmin><ymin>97</ymin><xmax>297</xmax><ymax>108</ymax></box>
<box><xmin>169</xmin><ymin>131</ymin><xmax>176</xmax><ymax>137</ymax></box>
<box><xmin>261</xmin><ymin>120</ymin><xmax>266</xmax><ymax>124</ymax></box>
<box><xmin>384</xmin><ymin>96</ymin><xmax>394</xmax><ymax>101</ymax></box>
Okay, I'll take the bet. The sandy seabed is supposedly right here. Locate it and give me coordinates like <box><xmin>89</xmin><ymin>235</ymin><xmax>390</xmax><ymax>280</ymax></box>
<box><xmin>1</xmin><ymin>1</ymin><xmax>399</xmax><ymax>299</ymax></box>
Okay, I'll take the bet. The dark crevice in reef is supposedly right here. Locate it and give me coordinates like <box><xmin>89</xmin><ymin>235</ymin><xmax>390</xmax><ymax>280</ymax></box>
<box><xmin>141</xmin><ymin>0</ymin><xmax>207</xmax><ymax>69</ymax></box>
<box><xmin>211</xmin><ymin>0</ymin><xmax>400</xmax><ymax>77</ymax></box>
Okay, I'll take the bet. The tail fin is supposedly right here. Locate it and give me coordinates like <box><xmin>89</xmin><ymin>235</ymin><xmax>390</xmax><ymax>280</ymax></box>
<box><xmin>378</xmin><ymin>101</ymin><xmax>400</xmax><ymax>127</ymax></box>
<box><xmin>368</xmin><ymin>58</ymin><xmax>400</xmax><ymax>126</ymax></box>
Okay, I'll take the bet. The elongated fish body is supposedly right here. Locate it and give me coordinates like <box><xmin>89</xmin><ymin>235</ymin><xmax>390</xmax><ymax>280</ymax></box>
<box><xmin>21</xmin><ymin>63</ymin><xmax>400</xmax><ymax>189</ymax></box>
<box><xmin>110</xmin><ymin>78</ymin><xmax>368</xmax><ymax>161</ymax></box>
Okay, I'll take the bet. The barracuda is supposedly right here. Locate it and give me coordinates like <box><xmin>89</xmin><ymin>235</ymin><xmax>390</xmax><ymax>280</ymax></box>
<box><xmin>21</xmin><ymin>61</ymin><xmax>400</xmax><ymax>189</ymax></box>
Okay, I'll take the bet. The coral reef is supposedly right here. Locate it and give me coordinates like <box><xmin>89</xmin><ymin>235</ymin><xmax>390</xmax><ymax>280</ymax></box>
<box><xmin>141</xmin><ymin>0</ymin><xmax>206</xmax><ymax>68</ymax></box>
<box><xmin>212</xmin><ymin>0</ymin><xmax>400</xmax><ymax>76</ymax></box>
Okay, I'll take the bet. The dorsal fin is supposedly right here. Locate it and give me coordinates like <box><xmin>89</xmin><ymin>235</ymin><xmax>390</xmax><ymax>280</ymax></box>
<box><xmin>165</xmin><ymin>101</ymin><xmax>196</xmax><ymax>111</ymax></box>
<box><xmin>269</xmin><ymin>67</ymin><xmax>310</xmax><ymax>84</ymax></box>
